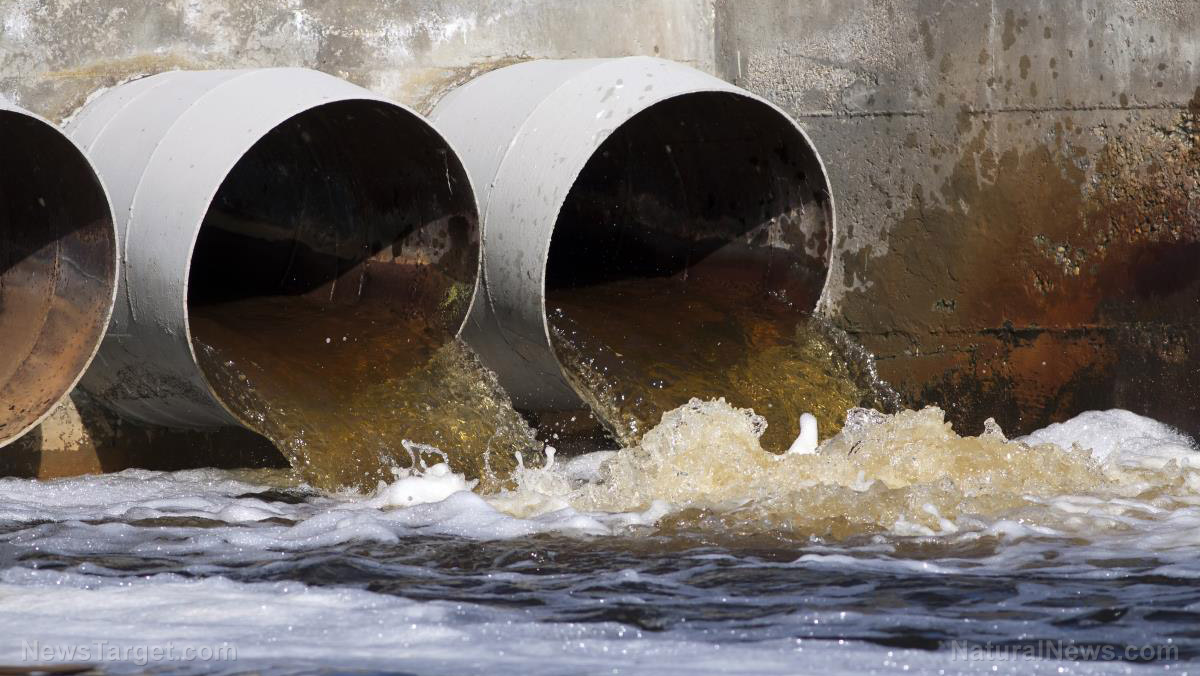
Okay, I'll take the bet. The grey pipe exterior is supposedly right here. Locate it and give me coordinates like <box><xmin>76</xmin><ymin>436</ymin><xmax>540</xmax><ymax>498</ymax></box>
<box><xmin>66</xmin><ymin>68</ymin><xmax>479</xmax><ymax>429</ymax></box>
<box><xmin>430</xmin><ymin>57</ymin><xmax>835</xmax><ymax>411</ymax></box>
<box><xmin>0</xmin><ymin>99</ymin><xmax>117</xmax><ymax>447</ymax></box>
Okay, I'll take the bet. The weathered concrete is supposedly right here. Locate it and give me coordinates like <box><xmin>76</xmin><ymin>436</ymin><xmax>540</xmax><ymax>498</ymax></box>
<box><xmin>717</xmin><ymin>0</ymin><xmax>1200</xmax><ymax>436</ymax></box>
<box><xmin>0</xmin><ymin>0</ymin><xmax>715</xmax><ymax>121</ymax></box>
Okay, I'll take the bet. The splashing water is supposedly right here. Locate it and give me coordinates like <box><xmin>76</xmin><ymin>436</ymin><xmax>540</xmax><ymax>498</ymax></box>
<box><xmin>2</xmin><ymin>403</ymin><xmax>1199</xmax><ymax>673</ymax></box>
<box><xmin>191</xmin><ymin>297</ymin><xmax>542</xmax><ymax>493</ymax></box>
<box><xmin>491</xmin><ymin>398</ymin><xmax>1200</xmax><ymax>543</ymax></box>
<box><xmin>548</xmin><ymin>278</ymin><xmax>899</xmax><ymax>452</ymax></box>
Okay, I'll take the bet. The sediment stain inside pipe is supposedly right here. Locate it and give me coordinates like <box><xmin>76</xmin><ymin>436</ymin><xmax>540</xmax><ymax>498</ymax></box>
<box><xmin>187</xmin><ymin>101</ymin><xmax>540</xmax><ymax>492</ymax></box>
<box><xmin>547</xmin><ymin>94</ymin><xmax>895</xmax><ymax>451</ymax></box>
<box><xmin>0</xmin><ymin>110</ymin><xmax>115</xmax><ymax>443</ymax></box>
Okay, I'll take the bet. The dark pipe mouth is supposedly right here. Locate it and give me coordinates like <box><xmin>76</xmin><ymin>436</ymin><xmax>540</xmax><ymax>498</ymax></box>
<box><xmin>546</xmin><ymin>91</ymin><xmax>833</xmax><ymax>341</ymax></box>
<box><xmin>187</xmin><ymin>100</ymin><xmax>479</xmax><ymax>411</ymax></box>
<box><xmin>0</xmin><ymin>111</ymin><xmax>116</xmax><ymax>444</ymax></box>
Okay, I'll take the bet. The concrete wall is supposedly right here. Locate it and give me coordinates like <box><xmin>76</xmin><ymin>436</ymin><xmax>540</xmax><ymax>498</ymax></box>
<box><xmin>717</xmin><ymin>0</ymin><xmax>1200</xmax><ymax>435</ymax></box>
<box><xmin>2</xmin><ymin>0</ymin><xmax>1197</xmax><ymax>469</ymax></box>
<box><xmin>0</xmin><ymin>0</ymin><xmax>714</xmax><ymax>121</ymax></box>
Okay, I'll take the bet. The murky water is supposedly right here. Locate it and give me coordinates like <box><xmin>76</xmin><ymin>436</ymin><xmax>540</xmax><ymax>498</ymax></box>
<box><xmin>191</xmin><ymin>297</ymin><xmax>541</xmax><ymax>493</ymax></box>
<box><xmin>0</xmin><ymin>403</ymin><xmax>1196</xmax><ymax>674</ymax></box>
<box><xmin>4</xmin><ymin>259</ymin><xmax>1196</xmax><ymax>674</ymax></box>
<box><xmin>549</xmin><ymin>278</ymin><xmax>899</xmax><ymax>451</ymax></box>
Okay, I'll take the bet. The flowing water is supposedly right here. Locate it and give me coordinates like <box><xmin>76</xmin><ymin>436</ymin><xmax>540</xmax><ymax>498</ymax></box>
<box><xmin>1</xmin><ymin>269</ymin><xmax>1195</xmax><ymax>674</ymax></box>
<box><xmin>190</xmin><ymin>297</ymin><xmax>541</xmax><ymax>493</ymax></box>
<box><xmin>1</xmin><ymin>400</ymin><xmax>1198</xmax><ymax>674</ymax></box>
<box><xmin>549</xmin><ymin>278</ymin><xmax>900</xmax><ymax>451</ymax></box>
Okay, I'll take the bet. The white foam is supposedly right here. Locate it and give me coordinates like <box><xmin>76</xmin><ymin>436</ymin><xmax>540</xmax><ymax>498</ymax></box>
<box><xmin>1021</xmin><ymin>408</ymin><xmax>1198</xmax><ymax>468</ymax></box>
<box><xmin>1</xmin><ymin>406</ymin><xmax>1197</xmax><ymax>551</ymax></box>
<box><xmin>0</xmin><ymin>469</ymin><xmax>281</xmax><ymax>524</ymax></box>
<box><xmin>365</xmin><ymin>462</ymin><xmax>476</xmax><ymax>508</ymax></box>
<box><xmin>1</xmin><ymin>406</ymin><xmax>1199</xmax><ymax>674</ymax></box>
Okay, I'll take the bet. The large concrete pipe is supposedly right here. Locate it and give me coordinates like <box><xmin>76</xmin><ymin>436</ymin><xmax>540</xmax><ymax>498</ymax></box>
<box><xmin>0</xmin><ymin>100</ymin><xmax>116</xmax><ymax>447</ymax></box>
<box><xmin>66</xmin><ymin>68</ymin><xmax>479</xmax><ymax>430</ymax></box>
<box><xmin>431</xmin><ymin>57</ymin><xmax>836</xmax><ymax>443</ymax></box>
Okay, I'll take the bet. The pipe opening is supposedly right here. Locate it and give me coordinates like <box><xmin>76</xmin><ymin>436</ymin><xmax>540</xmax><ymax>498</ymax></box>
<box><xmin>189</xmin><ymin>100</ymin><xmax>477</xmax><ymax>338</ymax></box>
<box><xmin>548</xmin><ymin>93</ymin><xmax>831</xmax><ymax>302</ymax></box>
<box><xmin>0</xmin><ymin>110</ymin><xmax>116</xmax><ymax>445</ymax></box>
<box><xmin>187</xmin><ymin>100</ymin><xmax>481</xmax><ymax>469</ymax></box>
<box><xmin>545</xmin><ymin>93</ymin><xmax>877</xmax><ymax>451</ymax></box>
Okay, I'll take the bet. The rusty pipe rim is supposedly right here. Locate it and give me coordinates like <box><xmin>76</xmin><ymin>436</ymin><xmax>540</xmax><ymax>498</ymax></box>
<box><xmin>0</xmin><ymin>101</ymin><xmax>117</xmax><ymax>447</ymax></box>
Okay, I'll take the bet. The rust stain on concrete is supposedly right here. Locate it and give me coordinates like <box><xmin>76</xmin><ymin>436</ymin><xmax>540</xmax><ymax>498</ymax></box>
<box><xmin>839</xmin><ymin>101</ymin><xmax>1200</xmax><ymax>436</ymax></box>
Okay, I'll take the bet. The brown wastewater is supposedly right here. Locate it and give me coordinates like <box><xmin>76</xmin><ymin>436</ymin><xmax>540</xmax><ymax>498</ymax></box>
<box><xmin>185</xmin><ymin>101</ymin><xmax>540</xmax><ymax>493</ymax></box>
<box><xmin>172</xmin><ymin>94</ymin><xmax>909</xmax><ymax>494</ymax></box>
<box><xmin>543</xmin><ymin>93</ymin><xmax>899</xmax><ymax>453</ymax></box>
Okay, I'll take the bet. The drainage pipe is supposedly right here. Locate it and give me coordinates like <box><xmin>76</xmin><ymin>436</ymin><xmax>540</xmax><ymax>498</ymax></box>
<box><xmin>66</xmin><ymin>68</ymin><xmax>479</xmax><ymax>429</ymax></box>
<box><xmin>430</xmin><ymin>57</ymin><xmax>835</xmax><ymax>412</ymax></box>
<box><xmin>0</xmin><ymin>99</ymin><xmax>117</xmax><ymax>447</ymax></box>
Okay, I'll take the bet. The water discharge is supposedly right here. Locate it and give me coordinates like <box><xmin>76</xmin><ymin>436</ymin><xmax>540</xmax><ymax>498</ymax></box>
<box><xmin>494</xmin><ymin>399</ymin><xmax>1172</xmax><ymax>541</ymax></box>
<box><xmin>191</xmin><ymin>297</ymin><xmax>542</xmax><ymax>494</ymax></box>
<box><xmin>549</xmin><ymin>277</ymin><xmax>900</xmax><ymax>452</ymax></box>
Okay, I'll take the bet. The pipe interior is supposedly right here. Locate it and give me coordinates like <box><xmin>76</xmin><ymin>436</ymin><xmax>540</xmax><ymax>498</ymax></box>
<box><xmin>544</xmin><ymin>92</ymin><xmax>839</xmax><ymax>448</ymax></box>
<box><xmin>0</xmin><ymin>111</ymin><xmax>116</xmax><ymax>444</ymax></box>
<box><xmin>187</xmin><ymin>100</ymin><xmax>479</xmax><ymax>414</ymax></box>
<box><xmin>547</xmin><ymin>92</ymin><xmax>832</xmax><ymax>338</ymax></box>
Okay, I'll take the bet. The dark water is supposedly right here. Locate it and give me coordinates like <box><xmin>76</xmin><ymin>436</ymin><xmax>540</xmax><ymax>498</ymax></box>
<box><xmin>0</xmin><ymin>458</ymin><xmax>1194</xmax><ymax>674</ymax></box>
<box><xmin>9</xmin><ymin>525</ymin><xmax>1198</xmax><ymax>659</ymax></box>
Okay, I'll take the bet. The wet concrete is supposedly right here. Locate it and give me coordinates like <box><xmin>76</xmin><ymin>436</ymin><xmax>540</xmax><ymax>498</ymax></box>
<box><xmin>719</xmin><ymin>0</ymin><xmax>1200</xmax><ymax>436</ymax></box>
<box><xmin>0</xmin><ymin>0</ymin><xmax>714</xmax><ymax>122</ymax></box>
<box><xmin>831</xmin><ymin>106</ymin><xmax>1199</xmax><ymax>435</ymax></box>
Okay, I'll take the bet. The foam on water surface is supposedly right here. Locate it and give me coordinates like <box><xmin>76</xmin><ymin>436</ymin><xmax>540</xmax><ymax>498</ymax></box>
<box><xmin>2</xmin><ymin>404</ymin><xmax>1199</xmax><ymax>674</ymax></box>
<box><xmin>491</xmin><ymin>400</ymin><xmax>1200</xmax><ymax>543</ymax></box>
<box><xmin>2</xmin><ymin>403</ymin><xmax>1199</xmax><ymax>544</ymax></box>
